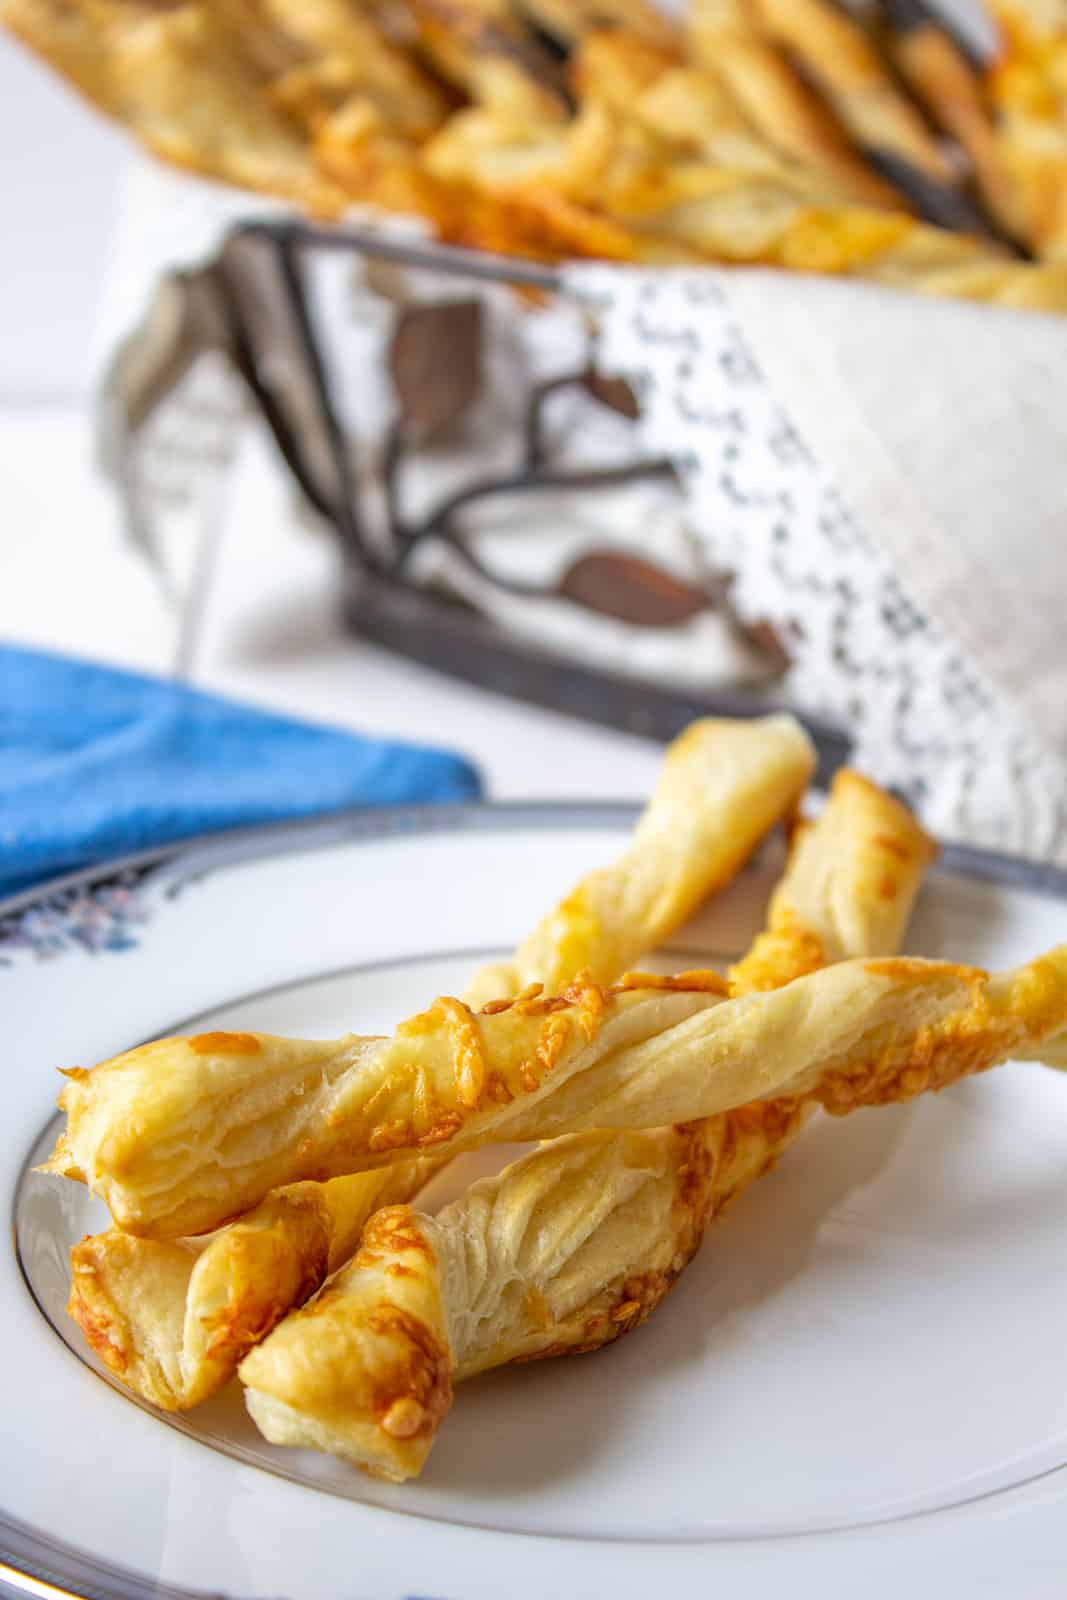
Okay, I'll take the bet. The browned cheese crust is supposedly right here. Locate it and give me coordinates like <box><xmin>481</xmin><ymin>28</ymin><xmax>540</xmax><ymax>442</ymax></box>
<box><xmin>240</xmin><ymin>1103</ymin><xmax>811</xmax><ymax>1479</ymax></box>
<box><xmin>67</xmin><ymin>1161</ymin><xmax>439</xmax><ymax>1410</ymax></box>
<box><xmin>44</xmin><ymin>941</ymin><xmax>1067</xmax><ymax>1240</ymax></box>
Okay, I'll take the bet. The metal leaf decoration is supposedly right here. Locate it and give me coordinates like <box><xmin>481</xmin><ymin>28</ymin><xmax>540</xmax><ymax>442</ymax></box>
<box><xmin>583</xmin><ymin>368</ymin><xmax>641</xmax><ymax>419</ymax></box>
<box><xmin>388</xmin><ymin>299</ymin><xmax>485</xmax><ymax>442</ymax></box>
<box><xmin>559</xmin><ymin>550</ymin><xmax>711</xmax><ymax>626</ymax></box>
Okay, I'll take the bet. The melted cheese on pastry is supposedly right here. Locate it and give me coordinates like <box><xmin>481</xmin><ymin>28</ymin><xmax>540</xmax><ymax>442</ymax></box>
<box><xmin>239</xmin><ymin>768</ymin><xmax>934</xmax><ymax>1478</ymax></box>
<box><xmin>66</xmin><ymin>1160</ymin><xmax>439</xmax><ymax>1411</ymax></box>
<box><xmin>59</xmin><ymin>712</ymin><xmax>814</xmax><ymax>1403</ymax></box>
<box><xmin>45</xmin><ymin>946</ymin><xmax>1067</xmax><ymax>1238</ymax></box>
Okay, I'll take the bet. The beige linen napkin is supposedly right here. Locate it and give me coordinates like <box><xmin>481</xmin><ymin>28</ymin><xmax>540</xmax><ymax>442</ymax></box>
<box><xmin>570</xmin><ymin>264</ymin><xmax>1067</xmax><ymax>861</ymax></box>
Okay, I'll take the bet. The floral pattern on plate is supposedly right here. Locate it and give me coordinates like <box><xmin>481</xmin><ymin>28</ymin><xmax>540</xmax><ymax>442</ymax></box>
<box><xmin>0</xmin><ymin>868</ymin><xmax>157</xmax><ymax>967</ymax></box>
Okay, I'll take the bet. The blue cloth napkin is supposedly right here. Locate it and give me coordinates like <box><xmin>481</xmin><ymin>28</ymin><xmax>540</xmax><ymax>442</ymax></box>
<box><xmin>0</xmin><ymin>644</ymin><xmax>482</xmax><ymax>900</ymax></box>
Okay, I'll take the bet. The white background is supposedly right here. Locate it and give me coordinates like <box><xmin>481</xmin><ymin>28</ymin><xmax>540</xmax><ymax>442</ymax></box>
<box><xmin>0</xmin><ymin>30</ymin><xmax>664</xmax><ymax>801</ymax></box>
<box><xmin>0</xmin><ymin>34</ymin><xmax>123</xmax><ymax>400</ymax></box>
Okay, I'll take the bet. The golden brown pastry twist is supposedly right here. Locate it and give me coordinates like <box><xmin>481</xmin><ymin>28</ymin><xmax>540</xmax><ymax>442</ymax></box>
<box><xmin>13</xmin><ymin>0</ymin><xmax>1067</xmax><ymax>306</ymax></box>
<box><xmin>983</xmin><ymin>0</ymin><xmax>1067</xmax><ymax>260</ymax></box>
<box><xmin>43</xmin><ymin>973</ymin><xmax>726</xmax><ymax>1237</ymax></box>
<box><xmin>465</xmin><ymin>712</ymin><xmax>814</xmax><ymax>1005</ymax></box>
<box><xmin>685</xmin><ymin>0</ymin><xmax>909</xmax><ymax>207</ymax></box>
<box><xmin>570</xmin><ymin>31</ymin><xmax>903</xmax><ymax>206</ymax></box>
<box><xmin>886</xmin><ymin>10</ymin><xmax>1031</xmax><ymax>249</ymax></box>
<box><xmin>67</xmin><ymin>1159</ymin><xmax>439</xmax><ymax>1411</ymax></box>
<box><xmin>241</xmin><ymin>1105</ymin><xmax>810</xmax><ymax>1480</ymax></box>
<box><xmin>51</xmin><ymin>715</ymin><xmax>809</xmax><ymax>1245</ymax></box>
<box><xmin>46</xmin><ymin>944</ymin><xmax>1067</xmax><ymax>1238</ymax></box>
<box><xmin>62</xmin><ymin>712</ymin><xmax>813</xmax><ymax>1402</ymax></box>
<box><xmin>2</xmin><ymin>0</ymin><xmax>349</xmax><ymax>212</ymax></box>
<box><xmin>751</xmin><ymin>0</ymin><xmax>958</xmax><ymax>184</ymax></box>
<box><xmin>729</xmin><ymin>768</ymin><xmax>938</xmax><ymax>992</ymax></box>
<box><xmin>239</xmin><ymin>768</ymin><xmax>933</xmax><ymax>1479</ymax></box>
<box><xmin>213</xmin><ymin>0</ymin><xmax>452</xmax><ymax>141</ymax></box>
<box><xmin>422</xmin><ymin>91</ymin><xmax>1067</xmax><ymax>306</ymax></box>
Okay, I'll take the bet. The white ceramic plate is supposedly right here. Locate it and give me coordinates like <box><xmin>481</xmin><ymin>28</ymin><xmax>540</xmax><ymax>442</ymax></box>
<box><xmin>6</xmin><ymin>803</ymin><xmax>1067</xmax><ymax>1600</ymax></box>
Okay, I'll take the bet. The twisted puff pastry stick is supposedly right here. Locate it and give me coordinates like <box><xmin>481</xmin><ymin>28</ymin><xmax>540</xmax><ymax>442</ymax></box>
<box><xmin>982</xmin><ymin>0</ymin><xmax>1067</xmax><ymax>261</ymax></box>
<box><xmin>67</xmin><ymin>1159</ymin><xmax>439</xmax><ymax>1412</ymax></box>
<box><xmin>728</xmin><ymin>767</ymin><xmax>937</xmax><ymax>993</ymax></box>
<box><xmin>685</xmin><ymin>0</ymin><xmax>909</xmax><ymax>209</ymax></box>
<box><xmin>884</xmin><ymin>6</ymin><xmax>1032</xmax><ymax>250</ymax></box>
<box><xmin>750</xmin><ymin>0</ymin><xmax>958</xmax><ymax>186</ymax></box>
<box><xmin>422</xmin><ymin>90</ymin><xmax>1067</xmax><ymax>308</ymax></box>
<box><xmin>240</xmin><ymin>769</ymin><xmax>934</xmax><ymax>1479</ymax></box>
<box><xmin>211</xmin><ymin>0</ymin><xmax>452</xmax><ymax>141</ymax></box>
<box><xmin>44</xmin><ymin>975</ymin><xmax>726</xmax><ymax>1238</ymax></box>
<box><xmin>48</xmin><ymin>713</ymin><xmax>812</xmax><ymax>1241</ymax></box>
<box><xmin>241</xmin><ymin>1108</ymin><xmax>810</xmax><ymax>1480</ymax></box>
<box><xmin>63</xmin><ymin>713</ymin><xmax>813</xmax><ymax>1403</ymax></box>
<box><xmin>464</xmin><ymin>712</ymin><xmax>814</xmax><ymax>1006</ymax></box>
<box><xmin>1</xmin><ymin>0</ymin><xmax>350</xmax><ymax>213</ymax></box>
<box><xmin>47</xmin><ymin>944</ymin><xmax>1067</xmax><ymax>1240</ymax></box>
<box><xmin>512</xmin><ymin>0</ymin><xmax>679</xmax><ymax>50</ymax></box>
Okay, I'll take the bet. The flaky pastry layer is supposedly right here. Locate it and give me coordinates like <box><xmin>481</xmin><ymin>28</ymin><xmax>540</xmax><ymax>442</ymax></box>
<box><xmin>59</xmin><ymin>711</ymin><xmax>813</xmax><ymax>1403</ymax></box>
<box><xmin>67</xmin><ymin>1159</ymin><xmax>439</xmax><ymax>1411</ymax></box>
<box><xmin>240</xmin><ymin>766</ymin><xmax>933</xmax><ymax>1478</ymax></box>
<box><xmin>44</xmin><ymin>975</ymin><xmax>728</xmax><ymax>1237</ymax></box>
<box><xmin>242</xmin><ymin>1103</ymin><xmax>810</xmax><ymax>1479</ymax></box>
<box><xmin>46</xmin><ymin>945</ymin><xmax>1067</xmax><ymax>1238</ymax></box>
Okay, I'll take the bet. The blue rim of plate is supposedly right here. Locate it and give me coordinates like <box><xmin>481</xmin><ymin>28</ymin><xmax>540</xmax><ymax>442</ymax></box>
<box><xmin>6</xmin><ymin>799</ymin><xmax>1067</xmax><ymax>1600</ymax></box>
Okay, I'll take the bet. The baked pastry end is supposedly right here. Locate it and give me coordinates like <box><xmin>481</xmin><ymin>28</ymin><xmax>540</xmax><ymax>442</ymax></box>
<box><xmin>240</xmin><ymin>1204</ymin><xmax>453</xmax><ymax>1482</ymax></box>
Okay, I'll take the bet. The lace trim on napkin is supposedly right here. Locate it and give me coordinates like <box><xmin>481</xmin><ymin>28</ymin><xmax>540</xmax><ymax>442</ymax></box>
<box><xmin>570</xmin><ymin>265</ymin><xmax>1067</xmax><ymax>863</ymax></box>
